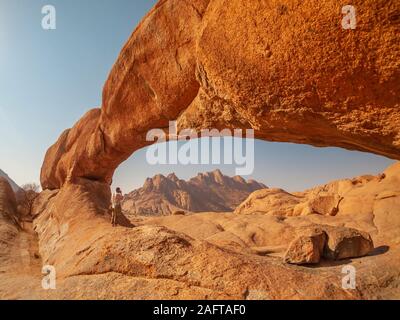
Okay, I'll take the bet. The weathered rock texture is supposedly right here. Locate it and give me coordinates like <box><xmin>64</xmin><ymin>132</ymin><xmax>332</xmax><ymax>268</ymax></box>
<box><xmin>0</xmin><ymin>178</ymin><xmax>20</xmax><ymax>268</ymax></box>
<box><xmin>0</xmin><ymin>169</ymin><xmax>21</xmax><ymax>193</ymax></box>
<box><xmin>0</xmin><ymin>163</ymin><xmax>396</xmax><ymax>299</ymax></box>
<box><xmin>235</xmin><ymin>162</ymin><xmax>400</xmax><ymax>246</ymax></box>
<box><xmin>41</xmin><ymin>0</ymin><xmax>400</xmax><ymax>190</ymax></box>
<box><xmin>284</xmin><ymin>225</ymin><xmax>374</xmax><ymax>265</ymax></box>
<box><xmin>30</xmin><ymin>179</ymin><xmax>355</xmax><ymax>299</ymax></box>
<box><xmin>284</xmin><ymin>228</ymin><xmax>327</xmax><ymax>264</ymax></box>
<box><xmin>123</xmin><ymin>170</ymin><xmax>266</xmax><ymax>215</ymax></box>
<box><xmin>0</xmin><ymin>178</ymin><xmax>18</xmax><ymax>221</ymax></box>
<box><xmin>18</xmin><ymin>163</ymin><xmax>398</xmax><ymax>299</ymax></box>
<box><xmin>323</xmin><ymin>225</ymin><xmax>374</xmax><ymax>260</ymax></box>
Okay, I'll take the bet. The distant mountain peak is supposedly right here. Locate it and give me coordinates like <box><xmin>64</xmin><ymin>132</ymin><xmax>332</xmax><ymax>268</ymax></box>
<box><xmin>123</xmin><ymin>170</ymin><xmax>267</xmax><ymax>216</ymax></box>
<box><xmin>167</xmin><ymin>173</ymin><xmax>179</xmax><ymax>182</ymax></box>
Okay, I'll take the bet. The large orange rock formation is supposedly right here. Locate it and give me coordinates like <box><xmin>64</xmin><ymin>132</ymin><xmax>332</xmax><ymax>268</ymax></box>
<box><xmin>26</xmin><ymin>164</ymin><xmax>400</xmax><ymax>299</ymax></box>
<box><xmin>24</xmin><ymin>0</ymin><xmax>400</xmax><ymax>299</ymax></box>
<box><xmin>41</xmin><ymin>0</ymin><xmax>400</xmax><ymax>190</ymax></box>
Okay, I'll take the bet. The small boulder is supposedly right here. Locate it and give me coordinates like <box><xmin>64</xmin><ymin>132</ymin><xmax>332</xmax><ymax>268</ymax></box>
<box><xmin>323</xmin><ymin>226</ymin><xmax>374</xmax><ymax>260</ymax></box>
<box><xmin>284</xmin><ymin>229</ymin><xmax>326</xmax><ymax>264</ymax></box>
<box><xmin>283</xmin><ymin>225</ymin><xmax>374</xmax><ymax>265</ymax></box>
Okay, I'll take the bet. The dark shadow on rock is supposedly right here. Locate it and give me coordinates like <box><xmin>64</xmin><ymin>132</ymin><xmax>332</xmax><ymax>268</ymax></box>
<box><xmin>303</xmin><ymin>246</ymin><xmax>390</xmax><ymax>269</ymax></box>
<box><xmin>305</xmin><ymin>258</ymin><xmax>353</xmax><ymax>269</ymax></box>
<box><xmin>368</xmin><ymin>245</ymin><xmax>390</xmax><ymax>256</ymax></box>
<box><xmin>116</xmin><ymin>211</ymin><xmax>134</xmax><ymax>228</ymax></box>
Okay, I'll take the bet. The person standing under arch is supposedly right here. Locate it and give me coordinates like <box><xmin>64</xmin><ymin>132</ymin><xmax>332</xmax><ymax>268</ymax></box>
<box><xmin>111</xmin><ymin>187</ymin><xmax>123</xmax><ymax>227</ymax></box>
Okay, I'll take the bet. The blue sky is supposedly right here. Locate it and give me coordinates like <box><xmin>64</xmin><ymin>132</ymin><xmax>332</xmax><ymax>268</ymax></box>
<box><xmin>0</xmin><ymin>0</ymin><xmax>395</xmax><ymax>192</ymax></box>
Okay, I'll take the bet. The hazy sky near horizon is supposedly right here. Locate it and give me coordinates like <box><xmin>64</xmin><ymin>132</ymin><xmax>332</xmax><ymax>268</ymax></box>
<box><xmin>0</xmin><ymin>0</ymin><xmax>395</xmax><ymax>192</ymax></box>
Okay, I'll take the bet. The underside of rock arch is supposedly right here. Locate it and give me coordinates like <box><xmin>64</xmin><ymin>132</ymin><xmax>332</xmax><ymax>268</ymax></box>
<box><xmin>41</xmin><ymin>0</ymin><xmax>400</xmax><ymax>191</ymax></box>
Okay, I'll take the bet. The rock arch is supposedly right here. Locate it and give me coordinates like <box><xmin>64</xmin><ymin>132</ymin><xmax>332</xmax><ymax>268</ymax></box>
<box><xmin>41</xmin><ymin>0</ymin><xmax>400</xmax><ymax>191</ymax></box>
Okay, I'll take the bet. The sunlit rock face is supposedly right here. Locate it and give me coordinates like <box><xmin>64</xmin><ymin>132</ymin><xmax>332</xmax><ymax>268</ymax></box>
<box><xmin>41</xmin><ymin>0</ymin><xmax>400</xmax><ymax>190</ymax></box>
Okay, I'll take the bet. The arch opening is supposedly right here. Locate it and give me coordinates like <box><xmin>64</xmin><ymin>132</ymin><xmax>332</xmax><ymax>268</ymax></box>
<box><xmin>112</xmin><ymin>136</ymin><xmax>395</xmax><ymax>216</ymax></box>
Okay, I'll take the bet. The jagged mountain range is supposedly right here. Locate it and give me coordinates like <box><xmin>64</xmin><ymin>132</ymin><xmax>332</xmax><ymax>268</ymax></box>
<box><xmin>122</xmin><ymin>170</ymin><xmax>267</xmax><ymax>215</ymax></box>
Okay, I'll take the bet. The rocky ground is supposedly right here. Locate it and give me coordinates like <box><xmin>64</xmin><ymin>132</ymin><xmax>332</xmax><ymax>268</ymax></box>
<box><xmin>1</xmin><ymin>163</ymin><xmax>399</xmax><ymax>299</ymax></box>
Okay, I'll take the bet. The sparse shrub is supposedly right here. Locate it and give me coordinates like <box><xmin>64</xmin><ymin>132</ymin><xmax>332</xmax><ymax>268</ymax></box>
<box><xmin>16</xmin><ymin>183</ymin><xmax>40</xmax><ymax>218</ymax></box>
